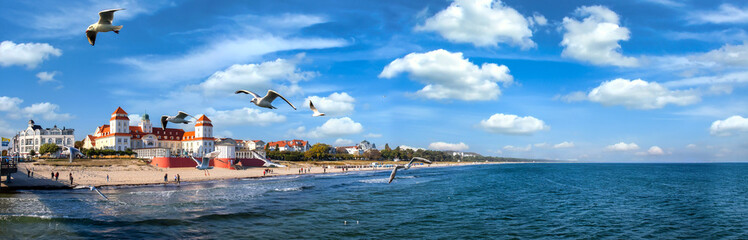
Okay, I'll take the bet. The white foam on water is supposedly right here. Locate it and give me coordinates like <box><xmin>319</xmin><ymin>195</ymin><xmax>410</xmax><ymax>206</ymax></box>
<box><xmin>273</xmin><ymin>186</ymin><xmax>303</xmax><ymax>192</ymax></box>
<box><xmin>358</xmin><ymin>178</ymin><xmax>388</xmax><ymax>184</ymax></box>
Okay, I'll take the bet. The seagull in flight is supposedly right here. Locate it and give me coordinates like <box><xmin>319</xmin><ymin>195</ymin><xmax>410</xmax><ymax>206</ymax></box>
<box><xmin>388</xmin><ymin>157</ymin><xmax>432</xmax><ymax>184</ymax></box>
<box><xmin>309</xmin><ymin>100</ymin><xmax>325</xmax><ymax>117</ymax></box>
<box><xmin>235</xmin><ymin>89</ymin><xmax>297</xmax><ymax>110</ymax></box>
<box><xmin>86</xmin><ymin>9</ymin><xmax>125</xmax><ymax>46</ymax></box>
<box><xmin>63</xmin><ymin>146</ymin><xmax>86</xmax><ymax>158</ymax></box>
<box><xmin>161</xmin><ymin>111</ymin><xmax>194</xmax><ymax>130</ymax></box>
<box><xmin>190</xmin><ymin>150</ymin><xmax>220</xmax><ymax>176</ymax></box>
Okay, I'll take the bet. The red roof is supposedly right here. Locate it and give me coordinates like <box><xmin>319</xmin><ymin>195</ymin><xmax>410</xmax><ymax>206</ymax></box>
<box><xmin>268</xmin><ymin>140</ymin><xmax>308</xmax><ymax>148</ymax></box>
<box><xmin>197</xmin><ymin>115</ymin><xmax>211</xmax><ymax>121</ymax></box>
<box><xmin>112</xmin><ymin>107</ymin><xmax>128</xmax><ymax>115</ymax></box>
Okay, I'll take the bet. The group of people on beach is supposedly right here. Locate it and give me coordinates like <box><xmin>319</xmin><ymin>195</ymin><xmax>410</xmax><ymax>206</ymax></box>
<box><xmin>298</xmin><ymin>167</ymin><xmax>313</xmax><ymax>174</ymax></box>
<box><xmin>263</xmin><ymin>168</ymin><xmax>273</xmax><ymax>176</ymax></box>
<box><xmin>164</xmin><ymin>173</ymin><xmax>181</xmax><ymax>184</ymax></box>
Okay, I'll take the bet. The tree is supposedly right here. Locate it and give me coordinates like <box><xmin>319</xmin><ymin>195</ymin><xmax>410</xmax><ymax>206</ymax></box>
<box><xmin>305</xmin><ymin>143</ymin><xmax>331</xmax><ymax>160</ymax></box>
<box><xmin>381</xmin><ymin>143</ymin><xmax>392</xmax><ymax>159</ymax></box>
<box><xmin>365</xmin><ymin>149</ymin><xmax>382</xmax><ymax>160</ymax></box>
<box><xmin>39</xmin><ymin>143</ymin><xmax>60</xmax><ymax>155</ymax></box>
<box><xmin>74</xmin><ymin>141</ymin><xmax>84</xmax><ymax>149</ymax></box>
<box><xmin>264</xmin><ymin>143</ymin><xmax>270</xmax><ymax>152</ymax></box>
<box><xmin>29</xmin><ymin>149</ymin><xmax>36</xmax><ymax>156</ymax></box>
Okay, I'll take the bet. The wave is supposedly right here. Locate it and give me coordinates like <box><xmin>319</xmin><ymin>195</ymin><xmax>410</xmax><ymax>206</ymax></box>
<box><xmin>271</xmin><ymin>185</ymin><xmax>314</xmax><ymax>192</ymax></box>
<box><xmin>358</xmin><ymin>178</ymin><xmax>388</xmax><ymax>184</ymax></box>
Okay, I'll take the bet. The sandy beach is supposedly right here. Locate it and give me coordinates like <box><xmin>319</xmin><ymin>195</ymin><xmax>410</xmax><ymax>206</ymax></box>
<box><xmin>1</xmin><ymin>160</ymin><xmax>502</xmax><ymax>190</ymax></box>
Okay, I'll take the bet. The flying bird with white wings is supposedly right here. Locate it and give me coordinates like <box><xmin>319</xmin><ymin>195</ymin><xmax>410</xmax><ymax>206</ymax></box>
<box><xmin>388</xmin><ymin>157</ymin><xmax>432</xmax><ymax>184</ymax></box>
<box><xmin>309</xmin><ymin>100</ymin><xmax>325</xmax><ymax>117</ymax></box>
<box><xmin>86</xmin><ymin>9</ymin><xmax>125</xmax><ymax>46</ymax></box>
<box><xmin>161</xmin><ymin>111</ymin><xmax>195</xmax><ymax>130</ymax></box>
<box><xmin>235</xmin><ymin>89</ymin><xmax>297</xmax><ymax>110</ymax></box>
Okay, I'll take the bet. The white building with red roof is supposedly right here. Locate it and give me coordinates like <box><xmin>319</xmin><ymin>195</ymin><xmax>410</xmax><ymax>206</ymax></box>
<box><xmin>267</xmin><ymin>139</ymin><xmax>310</xmax><ymax>152</ymax></box>
<box><xmin>83</xmin><ymin>107</ymin><xmax>216</xmax><ymax>157</ymax></box>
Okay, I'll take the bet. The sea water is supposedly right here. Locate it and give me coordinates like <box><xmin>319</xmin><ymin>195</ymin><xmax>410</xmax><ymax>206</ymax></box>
<box><xmin>1</xmin><ymin>163</ymin><xmax>747</xmax><ymax>239</ymax></box>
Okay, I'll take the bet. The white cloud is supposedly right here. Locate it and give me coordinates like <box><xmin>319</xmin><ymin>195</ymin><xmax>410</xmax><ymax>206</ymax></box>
<box><xmin>588</xmin><ymin>78</ymin><xmax>700</xmax><ymax>109</ymax></box>
<box><xmin>0</xmin><ymin>96</ymin><xmax>23</xmax><ymax>111</ymax></box>
<box><xmin>529</xmin><ymin>13</ymin><xmax>548</xmax><ymax>26</ymax></box>
<box><xmin>19</xmin><ymin>102</ymin><xmax>73</xmax><ymax>121</ymax></box>
<box><xmin>416</xmin><ymin>0</ymin><xmax>536</xmax><ymax>49</ymax></box>
<box><xmin>379</xmin><ymin>49</ymin><xmax>513</xmax><ymax>101</ymax></box>
<box><xmin>710</xmin><ymin>115</ymin><xmax>748</xmax><ymax>136</ymax></box>
<box><xmin>561</xmin><ymin>6</ymin><xmax>638</xmax><ymax>67</ymax></box>
<box><xmin>480</xmin><ymin>113</ymin><xmax>549</xmax><ymax>135</ymax></box>
<box><xmin>196</xmin><ymin>56</ymin><xmax>315</xmax><ymax>96</ymax></box>
<box><xmin>0</xmin><ymin>96</ymin><xmax>72</xmax><ymax>121</ymax></box>
<box><xmin>690</xmin><ymin>4</ymin><xmax>748</xmax><ymax>24</ymax></box>
<box><xmin>664</xmin><ymin>71</ymin><xmax>748</xmax><ymax>88</ymax></box>
<box><xmin>122</xmin><ymin>36</ymin><xmax>344</xmax><ymax>85</ymax></box>
<box><xmin>295</xmin><ymin>117</ymin><xmax>364</xmax><ymax>138</ymax></box>
<box><xmin>693</xmin><ymin>42</ymin><xmax>748</xmax><ymax>67</ymax></box>
<box><xmin>428</xmin><ymin>142</ymin><xmax>469</xmax><ymax>151</ymax></box>
<box><xmin>334</xmin><ymin>138</ymin><xmax>354</xmax><ymax>146</ymax></box>
<box><xmin>503</xmin><ymin>145</ymin><xmax>531</xmax><ymax>152</ymax></box>
<box><xmin>36</xmin><ymin>71</ymin><xmax>58</xmax><ymax>83</ymax></box>
<box><xmin>606</xmin><ymin>142</ymin><xmax>640</xmax><ymax>151</ymax></box>
<box><xmin>534</xmin><ymin>142</ymin><xmax>548</xmax><ymax>148</ymax></box>
<box><xmin>128</xmin><ymin>114</ymin><xmax>141</xmax><ymax>126</ymax></box>
<box><xmin>557</xmin><ymin>91</ymin><xmax>588</xmax><ymax>102</ymax></box>
<box><xmin>666</xmin><ymin>29</ymin><xmax>748</xmax><ymax>43</ymax></box>
<box><xmin>686</xmin><ymin>144</ymin><xmax>697</xmax><ymax>149</ymax></box>
<box><xmin>0</xmin><ymin>119</ymin><xmax>15</xmax><ymax>136</ymax></box>
<box><xmin>205</xmin><ymin>107</ymin><xmax>286</xmax><ymax>126</ymax></box>
<box><xmin>304</xmin><ymin>92</ymin><xmax>355</xmax><ymax>116</ymax></box>
<box><xmin>19</xmin><ymin>0</ymin><xmax>174</xmax><ymax>37</ymax></box>
<box><xmin>216</xmin><ymin>130</ymin><xmax>234</xmax><ymax>138</ymax></box>
<box><xmin>0</xmin><ymin>41</ymin><xmax>61</xmax><ymax>68</ymax></box>
<box><xmin>364</xmin><ymin>133</ymin><xmax>382</xmax><ymax>138</ymax></box>
<box><xmin>640</xmin><ymin>0</ymin><xmax>684</xmax><ymax>7</ymax></box>
<box><xmin>647</xmin><ymin>146</ymin><xmax>665</xmax><ymax>155</ymax></box>
<box><xmin>553</xmin><ymin>141</ymin><xmax>575</xmax><ymax>148</ymax></box>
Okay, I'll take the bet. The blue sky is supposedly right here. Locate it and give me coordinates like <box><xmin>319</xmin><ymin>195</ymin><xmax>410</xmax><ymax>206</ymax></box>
<box><xmin>1</xmin><ymin>0</ymin><xmax>747</xmax><ymax>162</ymax></box>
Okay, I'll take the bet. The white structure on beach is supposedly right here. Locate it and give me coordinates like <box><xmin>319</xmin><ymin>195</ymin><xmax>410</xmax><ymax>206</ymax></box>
<box><xmin>15</xmin><ymin>119</ymin><xmax>75</xmax><ymax>156</ymax></box>
<box><xmin>83</xmin><ymin>107</ymin><xmax>216</xmax><ymax>157</ymax></box>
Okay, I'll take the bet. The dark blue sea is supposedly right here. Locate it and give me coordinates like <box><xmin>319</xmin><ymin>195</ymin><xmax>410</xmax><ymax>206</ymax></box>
<box><xmin>1</xmin><ymin>163</ymin><xmax>747</xmax><ymax>239</ymax></box>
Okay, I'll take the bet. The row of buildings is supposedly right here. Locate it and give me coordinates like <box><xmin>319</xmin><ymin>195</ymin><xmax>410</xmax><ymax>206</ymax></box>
<box><xmin>8</xmin><ymin>107</ymin><xmax>319</xmax><ymax>157</ymax></box>
<box><xmin>8</xmin><ymin>107</ymin><xmax>477</xmax><ymax>158</ymax></box>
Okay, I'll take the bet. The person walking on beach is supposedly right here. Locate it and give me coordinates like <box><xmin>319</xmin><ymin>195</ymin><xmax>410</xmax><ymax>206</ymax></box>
<box><xmin>55</xmin><ymin>172</ymin><xmax>59</xmax><ymax>181</ymax></box>
<box><xmin>174</xmin><ymin>175</ymin><xmax>177</xmax><ymax>182</ymax></box>
<box><xmin>69</xmin><ymin>173</ymin><xmax>73</xmax><ymax>185</ymax></box>
<box><xmin>27</xmin><ymin>168</ymin><xmax>30</xmax><ymax>177</ymax></box>
<box><xmin>164</xmin><ymin>173</ymin><xmax>168</xmax><ymax>182</ymax></box>
<box><xmin>51</xmin><ymin>172</ymin><xmax>54</xmax><ymax>179</ymax></box>
<box><xmin>106</xmin><ymin>174</ymin><xmax>109</xmax><ymax>183</ymax></box>
<box><xmin>177</xmin><ymin>174</ymin><xmax>180</xmax><ymax>184</ymax></box>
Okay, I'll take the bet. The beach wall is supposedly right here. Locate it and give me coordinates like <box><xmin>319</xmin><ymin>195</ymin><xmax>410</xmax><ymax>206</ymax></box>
<box><xmin>237</xmin><ymin>158</ymin><xmax>268</xmax><ymax>168</ymax></box>
<box><xmin>151</xmin><ymin>157</ymin><xmax>266</xmax><ymax>169</ymax></box>
<box><xmin>151</xmin><ymin>157</ymin><xmax>199</xmax><ymax>168</ymax></box>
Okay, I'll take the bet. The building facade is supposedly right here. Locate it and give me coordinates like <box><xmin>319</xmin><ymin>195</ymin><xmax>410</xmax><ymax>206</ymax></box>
<box><xmin>357</xmin><ymin>140</ymin><xmax>376</xmax><ymax>151</ymax></box>
<box><xmin>83</xmin><ymin>107</ymin><xmax>216</xmax><ymax>157</ymax></box>
<box><xmin>267</xmin><ymin>139</ymin><xmax>309</xmax><ymax>152</ymax></box>
<box><xmin>15</xmin><ymin>120</ymin><xmax>75</xmax><ymax>156</ymax></box>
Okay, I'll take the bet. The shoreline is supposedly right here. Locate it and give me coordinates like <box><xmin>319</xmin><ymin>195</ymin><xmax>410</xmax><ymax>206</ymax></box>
<box><xmin>1</xmin><ymin>161</ymin><xmax>510</xmax><ymax>191</ymax></box>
